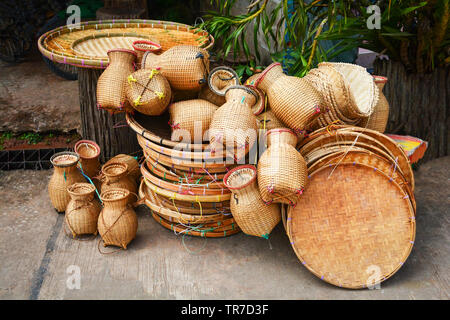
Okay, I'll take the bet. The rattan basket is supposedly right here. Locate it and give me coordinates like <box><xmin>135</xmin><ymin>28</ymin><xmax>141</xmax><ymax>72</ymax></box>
<box><xmin>74</xmin><ymin>140</ymin><xmax>101</xmax><ymax>179</ymax></box>
<box><xmin>207</xmin><ymin>66</ymin><xmax>240</xmax><ymax>96</ymax></box>
<box><xmin>223</xmin><ymin>165</ymin><xmax>281</xmax><ymax>238</ymax></box>
<box><xmin>126</xmin><ymin>68</ymin><xmax>172</xmax><ymax>115</ymax></box>
<box><xmin>101</xmin><ymin>162</ymin><xmax>137</xmax><ymax>201</ymax></box>
<box><xmin>286</xmin><ymin>162</ymin><xmax>415</xmax><ymax>289</ymax></box>
<box><xmin>359</xmin><ymin>76</ymin><xmax>389</xmax><ymax>132</ymax></box>
<box><xmin>132</xmin><ymin>39</ymin><xmax>161</xmax><ymax>67</ymax></box>
<box><xmin>256</xmin><ymin>110</ymin><xmax>286</xmax><ymax>131</ymax></box>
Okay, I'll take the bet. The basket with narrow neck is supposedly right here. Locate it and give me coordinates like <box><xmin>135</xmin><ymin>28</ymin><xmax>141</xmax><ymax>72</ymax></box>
<box><xmin>255</xmin><ymin>63</ymin><xmax>324</xmax><ymax>133</ymax></box>
<box><xmin>74</xmin><ymin>140</ymin><xmax>101</xmax><ymax>178</ymax></box>
<box><xmin>96</xmin><ymin>49</ymin><xmax>137</xmax><ymax>114</ymax></box>
<box><xmin>257</xmin><ymin>129</ymin><xmax>307</xmax><ymax>206</ymax></box>
<box><xmin>223</xmin><ymin>165</ymin><xmax>280</xmax><ymax>238</ymax></box>
<box><xmin>101</xmin><ymin>162</ymin><xmax>137</xmax><ymax>201</ymax></box>
<box><xmin>208</xmin><ymin>86</ymin><xmax>258</xmax><ymax>161</ymax></box>
<box><xmin>48</xmin><ymin>152</ymin><xmax>86</xmax><ymax>212</ymax></box>
<box><xmin>143</xmin><ymin>45</ymin><xmax>210</xmax><ymax>91</ymax></box>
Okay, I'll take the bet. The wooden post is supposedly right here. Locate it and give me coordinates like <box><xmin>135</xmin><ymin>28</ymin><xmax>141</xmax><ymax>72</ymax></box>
<box><xmin>78</xmin><ymin>68</ymin><xmax>140</xmax><ymax>163</ymax></box>
<box><xmin>374</xmin><ymin>59</ymin><xmax>449</xmax><ymax>162</ymax></box>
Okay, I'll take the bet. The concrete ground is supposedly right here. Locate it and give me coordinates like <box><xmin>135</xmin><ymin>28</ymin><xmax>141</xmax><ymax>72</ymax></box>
<box><xmin>0</xmin><ymin>156</ymin><xmax>448</xmax><ymax>300</ymax></box>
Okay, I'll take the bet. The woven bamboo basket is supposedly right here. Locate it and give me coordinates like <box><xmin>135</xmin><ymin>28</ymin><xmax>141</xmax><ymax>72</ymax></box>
<box><xmin>132</xmin><ymin>39</ymin><xmax>161</xmax><ymax>67</ymax></box>
<box><xmin>98</xmin><ymin>188</ymin><xmax>138</xmax><ymax>249</ymax></box>
<box><xmin>48</xmin><ymin>152</ymin><xmax>86</xmax><ymax>212</ymax></box>
<box><xmin>286</xmin><ymin>163</ymin><xmax>415</xmax><ymax>289</ymax></box>
<box><xmin>126</xmin><ymin>68</ymin><xmax>172</xmax><ymax>115</ymax></box>
<box><xmin>143</xmin><ymin>45</ymin><xmax>210</xmax><ymax>91</ymax></box>
<box><xmin>97</xmin><ymin>49</ymin><xmax>136</xmax><ymax>114</ymax></box>
<box><xmin>141</xmin><ymin>161</ymin><xmax>229</xmax><ymax>195</ymax></box>
<box><xmin>207</xmin><ymin>66</ymin><xmax>240</xmax><ymax>96</ymax></box>
<box><xmin>38</xmin><ymin>19</ymin><xmax>213</xmax><ymax>69</ymax></box>
<box><xmin>65</xmin><ymin>183</ymin><xmax>101</xmax><ymax>237</ymax></box>
<box><xmin>223</xmin><ymin>165</ymin><xmax>281</xmax><ymax>238</ymax></box>
<box><xmin>104</xmin><ymin>154</ymin><xmax>141</xmax><ymax>183</ymax></box>
<box><xmin>198</xmin><ymin>85</ymin><xmax>226</xmax><ymax>106</ymax></box>
<box><xmin>209</xmin><ymin>85</ymin><xmax>259</xmax><ymax>161</ymax></box>
<box><xmin>318</xmin><ymin>62</ymin><xmax>379</xmax><ymax>119</ymax></box>
<box><xmin>258</xmin><ymin>129</ymin><xmax>307</xmax><ymax>206</ymax></box>
<box><xmin>101</xmin><ymin>162</ymin><xmax>137</xmax><ymax>201</ymax></box>
<box><xmin>74</xmin><ymin>140</ymin><xmax>101</xmax><ymax>179</ymax></box>
<box><xmin>245</xmin><ymin>84</ymin><xmax>266</xmax><ymax>115</ymax></box>
<box><xmin>359</xmin><ymin>76</ymin><xmax>389</xmax><ymax>132</ymax></box>
<box><xmin>245</xmin><ymin>73</ymin><xmax>261</xmax><ymax>86</ymax></box>
<box><xmin>310</xmin><ymin>126</ymin><xmax>415</xmax><ymax>191</ymax></box>
<box><xmin>169</xmin><ymin>99</ymin><xmax>218</xmax><ymax>142</ymax></box>
<box><xmin>150</xmin><ymin>210</ymin><xmax>240</xmax><ymax>238</ymax></box>
<box><xmin>255</xmin><ymin>62</ymin><xmax>324</xmax><ymax>133</ymax></box>
<box><xmin>256</xmin><ymin>110</ymin><xmax>286</xmax><ymax>131</ymax></box>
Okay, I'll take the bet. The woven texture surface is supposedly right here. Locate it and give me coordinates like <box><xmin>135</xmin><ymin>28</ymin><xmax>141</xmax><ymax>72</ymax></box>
<box><xmin>287</xmin><ymin>163</ymin><xmax>415</xmax><ymax>289</ymax></box>
<box><xmin>256</xmin><ymin>110</ymin><xmax>286</xmax><ymax>131</ymax></box>
<box><xmin>359</xmin><ymin>77</ymin><xmax>389</xmax><ymax>132</ymax></box>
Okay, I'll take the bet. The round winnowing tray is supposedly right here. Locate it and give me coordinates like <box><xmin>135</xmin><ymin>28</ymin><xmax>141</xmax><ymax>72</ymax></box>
<box><xmin>286</xmin><ymin>163</ymin><xmax>415</xmax><ymax>289</ymax></box>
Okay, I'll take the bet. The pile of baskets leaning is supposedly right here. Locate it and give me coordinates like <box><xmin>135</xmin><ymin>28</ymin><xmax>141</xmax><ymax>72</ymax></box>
<box><xmin>46</xmin><ymin>21</ymin><xmax>417</xmax><ymax>289</ymax></box>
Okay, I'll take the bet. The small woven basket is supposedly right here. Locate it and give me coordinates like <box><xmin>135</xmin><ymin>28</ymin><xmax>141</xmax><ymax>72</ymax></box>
<box><xmin>101</xmin><ymin>162</ymin><xmax>137</xmax><ymax>201</ymax></box>
<box><xmin>96</xmin><ymin>49</ymin><xmax>137</xmax><ymax>114</ymax></box>
<box><xmin>65</xmin><ymin>183</ymin><xmax>101</xmax><ymax>237</ymax></box>
<box><xmin>126</xmin><ymin>68</ymin><xmax>172</xmax><ymax>115</ymax></box>
<box><xmin>104</xmin><ymin>154</ymin><xmax>141</xmax><ymax>183</ymax></box>
<box><xmin>132</xmin><ymin>39</ymin><xmax>161</xmax><ymax>68</ymax></box>
<box><xmin>98</xmin><ymin>188</ymin><xmax>138</xmax><ymax>249</ymax></box>
<box><xmin>74</xmin><ymin>140</ymin><xmax>101</xmax><ymax>179</ymax></box>
<box><xmin>169</xmin><ymin>99</ymin><xmax>218</xmax><ymax>142</ymax></box>
<box><xmin>223</xmin><ymin>165</ymin><xmax>280</xmax><ymax>238</ymax></box>
<box><xmin>208</xmin><ymin>66</ymin><xmax>240</xmax><ymax>96</ymax></box>
<box><xmin>143</xmin><ymin>45</ymin><xmax>210</xmax><ymax>91</ymax></box>
<box><xmin>257</xmin><ymin>129</ymin><xmax>307</xmax><ymax>206</ymax></box>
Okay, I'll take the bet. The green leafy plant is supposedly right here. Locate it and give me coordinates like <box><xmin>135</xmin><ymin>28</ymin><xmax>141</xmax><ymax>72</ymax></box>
<box><xmin>199</xmin><ymin>0</ymin><xmax>351</xmax><ymax>77</ymax></box>
<box><xmin>320</xmin><ymin>0</ymin><xmax>449</xmax><ymax>73</ymax></box>
<box><xmin>19</xmin><ymin>132</ymin><xmax>42</xmax><ymax>145</ymax></box>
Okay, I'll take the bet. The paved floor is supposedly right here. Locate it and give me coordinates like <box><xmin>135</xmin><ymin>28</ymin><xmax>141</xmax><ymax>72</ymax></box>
<box><xmin>0</xmin><ymin>157</ymin><xmax>449</xmax><ymax>300</ymax></box>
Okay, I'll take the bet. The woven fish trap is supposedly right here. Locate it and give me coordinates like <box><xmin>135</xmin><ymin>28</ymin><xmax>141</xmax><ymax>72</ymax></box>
<box><xmin>318</xmin><ymin>62</ymin><xmax>379</xmax><ymax>119</ymax></box>
<box><xmin>309</xmin><ymin>125</ymin><xmax>414</xmax><ymax>191</ymax></box>
<box><xmin>101</xmin><ymin>162</ymin><xmax>137</xmax><ymax>198</ymax></box>
<box><xmin>255</xmin><ymin>63</ymin><xmax>325</xmax><ymax>132</ymax></box>
<box><xmin>257</xmin><ymin>129</ymin><xmax>308</xmax><ymax>206</ymax></box>
<box><xmin>126</xmin><ymin>68</ymin><xmax>172</xmax><ymax>115</ymax></box>
<box><xmin>141</xmin><ymin>181</ymin><xmax>230</xmax><ymax>216</ymax></box>
<box><xmin>256</xmin><ymin>110</ymin><xmax>286</xmax><ymax>131</ymax></box>
<box><xmin>104</xmin><ymin>154</ymin><xmax>141</xmax><ymax>183</ymax></box>
<box><xmin>143</xmin><ymin>45</ymin><xmax>210</xmax><ymax>91</ymax></box>
<box><xmin>208</xmin><ymin>66</ymin><xmax>240</xmax><ymax>96</ymax></box>
<box><xmin>132</xmin><ymin>39</ymin><xmax>161</xmax><ymax>67</ymax></box>
<box><xmin>307</xmin><ymin>150</ymin><xmax>416</xmax><ymax>213</ymax></box>
<box><xmin>245</xmin><ymin>84</ymin><xmax>266</xmax><ymax>115</ymax></box>
<box><xmin>359</xmin><ymin>76</ymin><xmax>389</xmax><ymax>132</ymax></box>
<box><xmin>169</xmin><ymin>99</ymin><xmax>218</xmax><ymax>142</ymax></box>
<box><xmin>286</xmin><ymin>163</ymin><xmax>415</xmax><ymax>289</ymax></box>
<box><xmin>141</xmin><ymin>162</ymin><xmax>229</xmax><ymax>195</ymax></box>
<box><xmin>98</xmin><ymin>188</ymin><xmax>138</xmax><ymax>249</ymax></box>
<box><xmin>150</xmin><ymin>210</ymin><xmax>240</xmax><ymax>238</ymax></box>
<box><xmin>223</xmin><ymin>165</ymin><xmax>281</xmax><ymax>238</ymax></box>
<box><xmin>74</xmin><ymin>139</ymin><xmax>101</xmax><ymax>178</ymax></box>
<box><xmin>245</xmin><ymin>73</ymin><xmax>261</xmax><ymax>86</ymax></box>
<box><xmin>65</xmin><ymin>183</ymin><xmax>101</xmax><ymax>237</ymax></box>
<box><xmin>144</xmin><ymin>177</ymin><xmax>231</xmax><ymax>203</ymax></box>
<box><xmin>38</xmin><ymin>19</ymin><xmax>213</xmax><ymax>69</ymax></box>
<box><xmin>126</xmin><ymin>111</ymin><xmax>210</xmax><ymax>151</ymax></box>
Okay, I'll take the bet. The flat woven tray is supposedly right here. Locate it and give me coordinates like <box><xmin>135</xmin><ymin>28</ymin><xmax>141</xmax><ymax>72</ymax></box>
<box><xmin>38</xmin><ymin>19</ymin><xmax>213</xmax><ymax>69</ymax></box>
<box><xmin>286</xmin><ymin>162</ymin><xmax>415</xmax><ymax>289</ymax></box>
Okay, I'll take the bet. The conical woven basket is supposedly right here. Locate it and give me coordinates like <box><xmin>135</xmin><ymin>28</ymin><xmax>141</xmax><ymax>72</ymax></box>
<box><xmin>48</xmin><ymin>152</ymin><xmax>86</xmax><ymax>212</ymax></box>
<box><xmin>223</xmin><ymin>165</ymin><xmax>280</xmax><ymax>238</ymax></box>
<box><xmin>96</xmin><ymin>49</ymin><xmax>137</xmax><ymax>114</ymax></box>
<box><xmin>143</xmin><ymin>45</ymin><xmax>210</xmax><ymax>91</ymax></box>
<box><xmin>169</xmin><ymin>99</ymin><xmax>218</xmax><ymax>142</ymax></box>
<box><xmin>286</xmin><ymin>163</ymin><xmax>415</xmax><ymax>289</ymax></box>
<box><xmin>257</xmin><ymin>129</ymin><xmax>307</xmax><ymax>206</ymax></box>
<box><xmin>98</xmin><ymin>188</ymin><xmax>138</xmax><ymax>249</ymax></box>
<box><xmin>74</xmin><ymin>140</ymin><xmax>101</xmax><ymax>179</ymax></box>
<box><xmin>126</xmin><ymin>68</ymin><xmax>172</xmax><ymax>115</ymax></box>
<box><xmin>65</xmin><ymin>183</ymin><xmax>101</xmax><ymax>237</ymax></box>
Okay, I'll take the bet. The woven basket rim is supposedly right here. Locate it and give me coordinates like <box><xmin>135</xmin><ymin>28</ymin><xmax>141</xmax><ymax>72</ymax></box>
<box><xmin>67</xmin><ymin>182</ymin><xmax>96</xmax><ymax>196</ymax></box>
<box><xmin>254</xmin><ymin>62</ymin><xmax>282</xmax><ymax>87</ymax></box>
<box><xmin>102</xmin><ymin>162</ymin><xmax>129</xmax><ymax>177</ymax></box>
<box><xmin>100</xmin><ymin>188</ymin><xmax>130</xmax><ymax>202</ymax></box>
<box><xmin>265</xmin><ymin>128</ymin><xmax>296</xmax><ymax>138</ymax></box>
<box><xmin>107</xmin><ymin>48</ymin><xmax>137</xmax><ymax>57</ymax></box>
<box><xmin>224</xmin><ymin>85</ymin><xmax>258</xmax><ymax>99</ymax></box>
<box><xmin>50</xmin><ymin>151</ymin><xmax>79</xmax><ymax>167</ymax></box>
<box><xmin>132</xmin><ymin>39</ymin><xmax>161</xmax><ymax>52</ymax></box>
<box><xmin>244</xmin><ymin>84</ymin><xmax>266</xmax><ymax>115</ymax></box>
<box><xmin>208</xmin><ymin>66</ymin><xmax>240</xmax><ymax>96</ymax></box>
<box><xmin>223</xmin><ymin>165</ymin><xmax>257</xmax><ymax>190</ymax></box>
<box><xmin>74</xmin><ymin>140</ymin><xmax>101</xmax><ymax>159</ymax></box>
<box><xmin>373</xmin><ymin>75</ymin><xmax>388</xmax><ymax>83</ymax></box>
